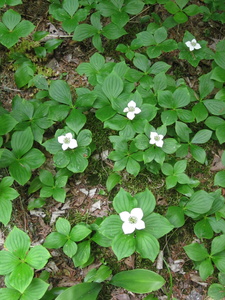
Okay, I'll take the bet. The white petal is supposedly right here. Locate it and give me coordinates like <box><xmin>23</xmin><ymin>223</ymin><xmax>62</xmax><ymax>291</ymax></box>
<box><xmin>122</xmin><ymin>222</ymin><xmax>136</xmax><ymax>234</ymax></box>
<box><xmin>159</xmin><ymin>134</ymin><xmax>164</xmax><ymax>140</ymax></box>
<box><xmin>134</xmin><ymin>107</ymin><xmax>141</xmax><ymax>114</ymax></box>
<box><xmin>185</xmin><ymin>41</ymin><xmax>191</xmax><ymax>48</ymax></box>
<box><xmin>135</xmin><ymin>219</ymin><xmax>145</xmax><ymax>230</ymax></box>
<box><xmin>127</xmin><ymin>111</ymin><xmax>135</xmax><ymax>120</ymax></box>
<box><xmin>195</xmin><ymin>43</ymin><xmax>201</xmax><ymax>49</ymax></box>
<box><xmin>123</xmin><ymin>107</ymin><xmax>129</xmax><ymax>112</ymax></box>
<box><xmin>150</xmin><ymin>132</ymin><xmax>157</xmax><ymax>139</ymax></box>
<box><xmin>191</xmin><ymin>39</ymin><xmax>197</xmax><ymax>44</ymax></box>
<box><xmin>62</xmin><ymin>143</ymin><xmax>69</xmax><ymax>150</ymax></box>
<box><xmin>119</xmin><ymin>211</ymin><xmax>130</xmax><ymax>222</ymax></box>
<box><xmin>156</xmin><ymin>140</ymin><xmax>164</xmax><ymax>147</ymax></box>
<box><xmin>58</xmin><ymin>135</ymin><xmax>65</xmax><ymax>144</ymax></box>
<box><xmin>149</xmin><ymin>138</ymin><xmax>155</xmax><ymax>145</ymax></box>
<box><xmin>128</xmin><ymin>100</ymin><xmax>136</xmax><ymax>107</ymax></box>
<box><xmin>69</xmin><ymin>139</ymin><xmax>78</xmax><ymax>149</ymax></box>
<box><xmin>130</xmin><ymin>208</ymin><xmax>143</xmax><ymax>220</ymax></box>
<box><xmin>65</xmin><ymin>133</ymin><xmax>73</xmax><ymax>139</ymax></box>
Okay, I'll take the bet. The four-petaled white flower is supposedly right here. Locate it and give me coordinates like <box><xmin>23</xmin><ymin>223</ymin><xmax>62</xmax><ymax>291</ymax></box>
<box><xmin>119</xmin><ymin>208</ymin><xmax>145</xmax><ymax>234</ymax></box>
<box><xmin>123</xmin><ymin>100</ymin><xmax>141</xmax><ymax>120</ymax></box>
<box><xmin>185</xmin><ymin>39</ymin><xmax>201</xmax><ymax>51</ymax></box>
<box><xmin>58</xmin><ymin>133</ymin><xmax>78</xmax><ymax>151</ymax></box>
<box><xmin>149</xmin><ymin>131</ymin><xmax>164</xmax><ymax>148</ymax></box>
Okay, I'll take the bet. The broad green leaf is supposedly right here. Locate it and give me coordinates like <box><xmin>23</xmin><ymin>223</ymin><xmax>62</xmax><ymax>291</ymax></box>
<box><xmin>166</xmin><ymin>206</ymin><xmax>185</xmax><ymax>228</ymax></box>
<box><xmin>73</xmin><ymin>24</ymin><xmax>97</xmax><ymax>41</ymax></box>
<box><xmin>216</xmin><ymin>123</ymin><xmax>225</xmax><ymax>144</ymax></box>
<box><xmin>192</xmin><ymin>102</ymin><xmax>208</xmax><ymax>123</ymax></box>
<box><xmin>25</xmin><ymin>245</ymin><xmax>51</xmax><ymax>269</ymax></box>
<box><xmin>199</xmin><ymin>258</ymin><xmax>214</xmax><ymax>281</ymax></box>
<box><xmin>22</xmin><ymin>148</ymin><xmax>45</xmax><ymax>169</ymax></box>
<box><xmin>190</xmin><ymin>144</ymin><xmax>206</xmax><ymax>164</ymax></box>
<box><xmin>113</xmin><ymin>188</ymin><xmax>137</xmax><ymax>214</ymax></box>
<box><xmin>173</xmin><ymin>87</ymin><xmax>190</xmax><ymax>108</ymax></box>
<box><xmin>175</xmin><ymin>121</ymin><xmax>191</xmax><ymax>142</ymax></box>
<box><xmin>9</xmin><ymin>160</ymin><xmax>31</xmax><ymax>185</ymax></box>
<box><xmin>165</xmin><ymin>175</ymin><xmax>178</xmax><ymax>189</ymax></box>
<box><xmin>211</xmin><ymin>235</ymin><xmax>225</xmax><ymax>255</ymax></box>
<box><xmin>21</xmin><ymin>278</ymin><xmax>49</xmax><ymax>300</ymax></box>
<box><xmin>77</xmin><ymin>129</ymin><xmax>92</xmax><ymax>147</ymax></box>
<box><xmin>126</xmin><ymin>157</ymin><xmax>140</xmax><ymax>176</ymax></box>
<box><xmin>62</xmin><ymin>0</ymin><xmax>79</xmax><ymax>16</ymax></box>
<box><xmin>199</xmin><ymin>73</ymin><xmax>214</xmax><ymax>99</ymax></box>
<box><xmin>102</xmin><ymin>72</ymin><xmax>123</xmax><ymax>99</ymax></box>
<box><xmin>14</xmin><ymin>20</ymin><xmax>35</xmax><ymax>37</ymax></box>
<box><xmin>11</xmin><ymin>127</ymin><xmax>33</xmax><ymax>158</ymax></box>
<box><xmin>211</xmin><ymin>66</ymin><xmax>225</xmax><ymax>82</ymax></box>
<box><xmin>106</xmin><ymin>173</ymin><xmax>121</xmax><ymax>191</ymax></box>
<box><xmin>112</xmin><ymin>233</ymin><xmax>136</xmax><ymax>260</ymax></box>
<box><xmin>72</xmin><ymin>240</ymin><xmax>90</xmax><ymax>267</ymax></box>
<box><xmin>43</xmin><ymin>232</ymin><xmax>67</xmax><ymax>248</ymax></box>
<box><xmin>66</xmin><ymin>109</ymin><xmax>86</xmax><ymax>135</ymax></box>
<box><xmin>2</xmin><ymin>9</ymin><xmax>21</xmax><ymax>30</ymax></box>
<box><xmin>0</xmin><ymin>288</ymin><xmax>20</xmax><ymax>300</ymax></box>
<box><xmin>135</xmin><ymin>189</ymin><xmax>156</xmax><ymax>216</ymax></box>
<box><xmin>102</xmin><ymin>23</ymin><xmax>127</xmax><ymax>40</ymax></box>
<box><xmin>55</xmin><ymin>282</ymin><xmax>101</xmax><ymax>300</ymax></box>
<box><xmin>136</xmin><ymin>231</ymin><xmax>159</xmax><ymax>261</ymax></box>
<box><xmin>56</xmin><ymin>218</ymin><xmax>71</xmax><ymax>236</ymax></box>
<box><xmin>214</xmin><ymin>170</ymin><xmax>225</xmax><ymax>188</ymax></box>
<box><xmin>0</xmin><ymin>114</ymin><xmax>18</xmax><ymax>135</ymax></box>
<box><xmin>144</xmin><ymin>213</ymin><xmax>174</xmax><ymax>238</ymax></box>
<box><xmin>49</xmin><ymin>80</ymin><xmax>72</xmax><ymax>105</ymax></box>
<box><xmin>63</xmin><ymin>240</ymin><xmax>78</xmax><ymax>258</ymax></box>
<box><xmin>184</xmin><ymin>243</ymin><xmax>209</xmax><ymax>261</ymax></box>
<box><xmin>9</xmin><ymin>263</ymin><xmax>33</xmax><ymax>293</ymax></box>
<box><xmin>0</xmin><ymin>251</ymin><xmax>20</xmax><ymax>275</ymax></box>
<box><xmin>5</xmin><ymin>227</ymin><xmax>30</xmax><ymax>259</ymax></box>
<box><xmin>204</xmin><ymin>99</ymin><xmax>225</xmax><ymax>115</ymax></box>
<box><xmin>53</xmin><ymin>188</ymin><xmax>66</xmax><ymax>202</ymax></box>
<box><xmin>99</xmin><ymin>215</ymin><xmax>123</xmax><ymax>239</ymax></box>
<box><xmin>39</xmin><ymin>170</ymin><xmax>54</xmax><ymax>186</ymax></box>
<box><xmin>213</xmin><ymin>251</ymin><xmax>225</xmax><ymax>273</ymax></box>
<box><xmin>191</xmin><ymin>129</ymin><xmax>212</xmax><ymax>144</ymax></box>
<box><xmin>110</xmin><ymin>269</ymin><xmax>165</xmax><ymax>293</ymax></box>
<box><xmin>194</xmin><ymin>219</ymin><xmax>213</xmax><ymax>239</ymax></box>
<box><xmin>70</xmin><ymin>224</ymin><xmax>92</xmax><ymax>242</ymax></box>
<box><xmin>85</xmin><ymin>265</ymin><xmax>112</xmax><ymax>283</ymax></box>
<box><xmin>208</xmin><ymin>283</ymin><xmax>225</xmax><ymax>300</ymax></box>
<box><xmin>186</xmin><ymin>190</ymin><xmax>214</xmax><ymax>214</ymax></box>
<box><xmin>154</xmin><ymin>27</ymin><xmax>167</xmax><ymax>44</ymax></box>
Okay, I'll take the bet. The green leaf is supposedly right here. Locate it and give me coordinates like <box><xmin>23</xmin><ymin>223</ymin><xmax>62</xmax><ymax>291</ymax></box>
<box><xmin>173</xmin><ymin>87</ymin><xmax>190</xmax><ymax>108</ymax></box>
<box><xmin>73</xmin><ymin>24</ymin><xmax>97</xmax><ymax>41</ymax></box>
<box><xmin>199</xmin><ymin>258</ymin><xmax>214</xmax><ymax>281</ymax></box>
<box><xmin>0</xmin><ymin>288</ymin><xmax>20</xmax><ymax>300</ymax></box>
<box><xmin>67</xmin><ymin>150</ymin><xmax>88</xmax><ymax>173</ymax></box>
<box><xmin>165</xmin><ymin>175</ymin><xmax>178</xmax><ymax>189</ymax></box>
<box><xmin>63</xmin><ymin>240</ymin><xmax>78</xmax><ymax>258</ymax></box>
<box><xmin>11</xmin><ymin>127</ymin><xmax>33</xmax><ymax>158</ymax></box>
<box><xmin>165</xmin><ymin>1</ymin><xmax>180</xmax><ymax>14</ymax></box>
<box><xmin>49</xmin><ymin>80</ymin><xmax>72</xmax><ymax>105</ymax></box>
<box><xmin>216</xmin><ymin>123</ymin><xmax>225</xmax><ymax>144</ymax></box>
<box><xmin>113</xmin><ymin>188</ymin><xmax>137</xmax><ymax>214</ymax></box>
<box><xmin>173</xmin><ymin>11</ymin><xmax>188</xmax><ymax>23</ymax></box>
<box><xmin>166</xmin><ymin>206</ymin><xmax>185</xmax><ymax>228</ymax></box>
<box><xmin>190</xmin><ymin>144</ymin><xmax>206</xmax><ymax>164</ymax></box>
<box><xmin>9</xmin><ymin>160</ymin><xmax>31</xmax><ymax>185</ymax></box>
<box><xmin>14</xmin><ymin>20</ymin><xmax>35</xmax><ymax>37</ymax></box>
<box><xmin>62</xmin><ymin>0</ymin><xmax>79</xmax><ymax>17</ymax></box>
<box><xmin>192</xmin><ymin>102</ymin><xmax>208</xmax><ymax>123</ymax></box>
<box><xmin>0</xmin><ymin>114</ymin><xmax>18</xmax><ymax>135</ymax></box>
<box><xmin>0</xmin><ymin>251</ymin><xmax>20</xmax><ymax>275</ymax></box>
<box><xmin>199</xmin><ymin>73</ymin><xmax>214</xmax><ymax>99</ymax></box>
<box><xmin>22</xmin><ymin>148</ymin><xmax>45</xmax><ymax>169</ymax></box>
<box><xmin>2</xmin><ymin>9</ymin><xmax>21</xmax><ymax>30</ymax></box>
<box><xmin>55</xmin><ymin>282</ymin><xmax>101</xmax><ymax>300</ymax></box>
<box><xmin>154</xmin><ymin>27</ymin><xmax>167</xmax><ymax>44</ymax></box>
<box><xmin>186</xmin><ymin>190</ymin><xmax>214</xmax><ymax>214</ymax></box>
<box><xmin>112</xmin><ymin>233</ymin><xmax>136</xmax><ymax>260</ymax></box>
<box><xmin>110</xmin><ymin>269</ymin><xmax>165</xmax><ymax>293</ymax></box>
<box><xmin>53</xmin><ymin>188</ymin><xmax>66</xmax><ymax>202</ymax></box>
<box><xmin>39</xmin><ymin>170</ymin><xmax>54</xmax><ymax>186</ymax></box>
<box><xmin>106</xmin><ymin>173</ymin><xmax>121</xmax><ymax>191</ymax></box>
<box><xmin>211</xmin><ymin>66</ymin><xmax>225</xmax><ymax>82</ymax></box>
<box><xmin>21</xmin><ymin>278</ymin><xmax>49</xmax><ymax>300</ymax></box>
<box><xmin>204</xmin><ymin>100</ymin><xmax>225</xmax><ymax>116</ymax></box>
<box><xmin>208</xmin><ymin>283</ymin><xmax>225</xmax><ymax>300</ymax></box>
<box><xmin>136</xmin><ymin>231</ymin><xmax>159</xmax><ymax>261</ymax></box>
<box><xmin>66</xmin><ymin>109</ymin><xmax>86</xmax><ymax>135</ymax></box>
<box><xmin>175</xmin><ymin>121</ymin><xmax>191</xmax><ymax>142</ymax></box>
<box><xmin>9</xmin><ymin>263</ymin><xmax>33</xmax><ymax>293</ymax></box>
<box><xmin>135</xmin><ymin>189</ymin><xmax>156</xmax><ymax>216</ymax></box>
<box><xmin>85</xmin><ymin>265</ymin><xmax>112</xmax><ymax>283</ymax></box>
<box><xmin>43</xmin><ymin>232</ymin><xmax>67</xmax><ymax>248</ymax></box>
<box><xmin>211</xmin><ymin>235</ymin><xmax>225</xmax><ymax>255</ymax></box>
<box><xmin>194</xmin><ymin>219</ymin><xmax>213</xmax><ymax>239</ymax></box>
<box><xmin>70</xmin><ymin>224</ymin><xmax>92</xmax><ymax>242</ymax></box>
<box><xmin>0</xmin><ymin>198</ymin><xmax>13</xmax><ymax>226</ymax></box>
<box><xmin>77</xmin><ymin>129</ymin><xmax>92</xmax><ymax>147</ymax></box>
<box><xmin>184</xmin><ymin>243</ymin><xmax>209</xmax><ymax>261</ymax></box>
<box><xmin>25</xmin><ymin>245</ymin><xmax>51</xmax><ymax>269</ymax></box>
<box><xmin>215</xmin><ymin>170</ymin><xmax>225</xmax><ymax>187</ymax></box>
<box><xmin>99</xmin><ymin>215</ymin><xmax>123</xmax><ymax>239</ymax></box>
<box><xmin>56</xmin><ymin>218</ymin><xmax>71</xmax><ymax>236</ymax></box>
<box><xmin>212</xmin><ymin>251</ymin><xmax>225</xmax><ymax>273</ymax></box>
<box><xmin>72</xmin><ymin>241</ymin><xmax>90</xmax><ymax>267</ymax></box>
<box><xmin>191</xmin><ymin>129</ymin><xmax>212</xmax><ymax>144</ymax></box>
<box><xmin>102</xmin><ymin>72</ymin><xmax>123</xmax><ymax>100</ymax></box>
<box><xmin>102</xmin><ymin>23</ymin><xmax>127</xmax><ymax>40</ymax></box>
<box><xmin>144</xmin><ymin>213</ymin><xmax>174</xmax><ymax>239</ymax></box>
<box><xmin>126</xmin><ymin>157</ymin><xmax>140</xmax><ymax>176</ymax></box>
<box><xmin>5</xmin><ymin>227</ymin><xmax>30</xmax><ymax>259</ymax></box>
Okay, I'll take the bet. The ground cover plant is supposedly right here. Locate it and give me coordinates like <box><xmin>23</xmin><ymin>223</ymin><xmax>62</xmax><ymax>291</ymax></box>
<box><xmin>0</xmin><ymin>0</ymin><xmax>225</xmax><ymax>299</ymax></box>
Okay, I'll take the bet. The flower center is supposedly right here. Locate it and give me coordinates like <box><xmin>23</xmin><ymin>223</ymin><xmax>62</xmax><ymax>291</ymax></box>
<box><xmin>191</xmin><ymin>41</ymin><xmax>196</xmax><ymax>46</ymax></box>
<box><xmin>128</xmin><ymin>216</ymin><xmax>138</xmax><ymax>224</ymax></box>
<box><xmin>63</xmin><ymin>137</ymin><xmax>71</xmax><ymax>144</ymax></box>
<box><xmin>154</xmin><ymin>136</ymin><xmax>160</xmax><ymax>141</ymax></box>
<box><xmin>128</xmin><ymin>106</ymin><xmax>135</xmax><ymax>112</ymax></box>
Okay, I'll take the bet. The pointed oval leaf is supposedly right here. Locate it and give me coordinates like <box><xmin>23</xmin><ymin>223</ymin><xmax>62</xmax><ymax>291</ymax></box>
<box><xmin>55</xmin><ymin>282</ymin><xmax>101</xmax><ymax>300</ymax></box>
<box><xmin>5</xmin><ymin>227</ymin><xmax>30</xmax><ymax>259</ymax></box>
<box><xmin>102</xmin><ymin>72</ymin><xmax>123</xmax><ymax>100</ymax></box>
<box><xmin>49</xmin><ymin>80</ymin><xmax>72</xmax><ymax>105</ymax></box>
<box><xmin>9</xmin><ymin>263</ymin><xmax>33</xmax><ymax>293</ymax></box>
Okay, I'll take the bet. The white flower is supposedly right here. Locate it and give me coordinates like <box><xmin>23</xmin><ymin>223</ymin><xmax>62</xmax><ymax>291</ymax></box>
<box><xmin>58</xmin><ymin>133</ymin><xmax>78</xmax><ymax>151</ymax></box>
<box><xmin>123</xmin><ymin>100</ymin><xmax>141</xmax><ymax>120</ymax></box>
<box><xmin>119</xmin><ymin>208</ymin><xmax>145</xmax><ymax>234</ymax></box>
<box><xmin>185</xmin><ymin>39</ymin><xmax>201</xmax><ymax>51</ymax></box>
<box><xmin>149</xmin><ymin>131</ymin><xmax>164</xmax><ymax>148</ymax></box>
